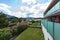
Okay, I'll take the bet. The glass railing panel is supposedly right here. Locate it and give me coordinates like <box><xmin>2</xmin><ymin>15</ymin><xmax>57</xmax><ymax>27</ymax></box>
<box><xmin>41</xmin><ymin>20</ymin><xmax>45</xmax><ymax>26</ymax></box>
<box><xmin>48</xmin><ymin>21</ymin><xmax>54</xmax><ymax>37</ymax></box>
<box><xmin>41</xmin><ymin>19</ymin><xmax>60</xmax><ymax>40</ymax></box>
<box><xmin>54</xmin><ymin>23</ymin><xmax>60</xmax><ymax>40</ymax></box>
<box><xmin>44</xmin><ymin>20</ymin><xmax>48</xmax><ymax>29</ymax></box>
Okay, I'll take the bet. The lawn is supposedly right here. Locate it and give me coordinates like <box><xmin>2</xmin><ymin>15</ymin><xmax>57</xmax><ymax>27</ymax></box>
<box><xmin>14</xmin><ymin>28</ymin><xmax>44</xmax><ymax>40</ymax></box>
<box><xmin>28</xmin><ymin>21</ymin><xmax>41</xmax><ymax>27</ymax></box>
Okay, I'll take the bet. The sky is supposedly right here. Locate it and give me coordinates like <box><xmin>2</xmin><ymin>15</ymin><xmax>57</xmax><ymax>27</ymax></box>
<box><xmin>0</xmin><ymin>0</ymin><xmax>52</xmax><ymax>18</ymax></box>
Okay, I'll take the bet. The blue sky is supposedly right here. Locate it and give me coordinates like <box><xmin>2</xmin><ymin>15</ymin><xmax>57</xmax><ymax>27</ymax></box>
<box><xmin>37</xmin><ymin>0</ymin><xmax>50</xmax><ymax>3</ymax></box>
<box><xmin>0</xmin><ymin>0</ymin><xmax>21</xmax><ymax>6</ymax></box>
<box><xmin>0</xmin><ymin>0</ymin><xmax>51</xmax><ymax>18</ymax></box>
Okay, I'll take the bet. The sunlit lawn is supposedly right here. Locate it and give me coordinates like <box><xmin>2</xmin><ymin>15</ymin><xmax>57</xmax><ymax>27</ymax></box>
<box><xmin>14</xmin><ymin>28</ymin><xmax>44</xmax><ymax>40</ymax></box>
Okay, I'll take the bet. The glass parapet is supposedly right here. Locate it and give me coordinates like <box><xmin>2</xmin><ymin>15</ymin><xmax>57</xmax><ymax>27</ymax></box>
<box><xmin>44</xmin><ymin>20</ymin><xmax>48</xmax><ymax>29</ymax></box>
<box><xmin>41</xmin><ymin>20</ymin><xmax>54</xmax><ymax>37</ymax></box>
<box><xmin>47</xmin><ymin>21</ymin><xmax>54</xmax><ymax>37</ymax></box>
<box><xmin>54</xmin><ymin>23</ymin><xmax>60</xmax><ymax>40</ymax></box>
<box><xmin>41</xmin><ymin>19</ymin><xmax>60</xmax><ymax>40</ymax></box>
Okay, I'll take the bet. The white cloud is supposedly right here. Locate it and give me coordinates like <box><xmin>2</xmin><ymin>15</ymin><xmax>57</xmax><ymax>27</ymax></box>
<box><xmin>21</xmin><ymin>0</ymin><xmax>51</xmax><ymax>18</ymax></box>
<box><xmin>19</xmin><ymin>2</ymin><xmax>50</xmax><ymax>18</ymax></box>
<box><xmin>0</xmin><ymin>3</ymin><xmax>11</xmax><ymax>15</ymax></box>
<box><xmin>28</xmin><ymin>13</ymin><xmax>43</xmax><ymax>18</ymax></box>
<box><xmin>12</xmin><ymin>12</ymin><xmax>28</xmax><ymax>18</ymax></box>
<box><xmin>22</xmin><ymin>0</ymin><xmax>36</xmax><ymax>5</ymax></box>
<box><xmin>0</xmin><ymin>4</ymin><xmax>11</xmax><ymax>9</ymax></box>
<box><xmin>0</xmin><ymin>0</ymin><xmax>51</xmax><ymax>18</ymax></box>
<box><xmin>19</xmin><ymin>6</ymin><xmax>30</xmax><ymax>12</ymax></box>
<box><xmin>0</xmin><ymin>3</ymin><xmax>28</xmax><ymax>18</ymax></box>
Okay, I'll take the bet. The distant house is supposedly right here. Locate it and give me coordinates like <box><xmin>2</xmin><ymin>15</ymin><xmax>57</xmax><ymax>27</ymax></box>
<box><xmin>33</xmin><ymin>18</ymin><xmax>41</xmax><ymax>21</ymax></box>
<box><xmin>26</xmin><ymin>17</ymin><xmax>34</xmax><ymax>21</ymax></box>
<box><xmin>41</xmin><ymin>0</ymin><xmax>60</xmax><ymax>40</ymax></box>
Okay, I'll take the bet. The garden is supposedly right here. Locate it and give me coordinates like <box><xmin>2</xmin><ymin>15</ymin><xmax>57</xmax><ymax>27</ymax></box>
<box><xmin>0</xmin><ymin>12</ymin><xmax>28</xmax><ymax>40</ymax></box>
<box><xmin>0</xmin><ymin>24</ymin><xmax>28</xmax><ymax>40</ymax></box>
<box><xmin>14</xmin><ymin>28</ymin><xmax>44</xmax><ymax>40</ymax></box>
<box><xmin>0</xmin><ymin>12</ymin><xmax>44</xmax><ymax>40</ymax></box>
<box><xmin>14</xmin><ymin>21</ymin><xmax>44</xmax><ymax>40</ymax></box>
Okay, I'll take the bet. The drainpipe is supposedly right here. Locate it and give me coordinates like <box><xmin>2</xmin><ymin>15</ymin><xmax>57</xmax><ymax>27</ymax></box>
<box><xmin>53</xmin><ymin>22</ymin><xmax>54</xmax><ymax>40</ymax></box>
<box><xmin>47</xmin><ymin>20</ymin><xmax>48</xmax><ymax>32</ymax></box>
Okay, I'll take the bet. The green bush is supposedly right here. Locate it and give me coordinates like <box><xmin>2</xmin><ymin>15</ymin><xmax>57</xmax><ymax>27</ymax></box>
<box><xmin>0</xmin><ymin>23</ymin><xmax>28</xmax><ymax>40</ymax></box>
<box><xmin>0</xmin><ymin>29</ymin><xmax>11</xmax><ymax>40</ymax></box>
<box><xmin>12</xmin><ymin>27</ymin><xmax>18</xmax><ymax>36</ymax></box>
<box><xmin>17</xmin><ymin>24</ymin><xmax>28</xmax><ymax>34</ymax></box>
<box><xmin>12</xmin><ymin>24</ymin><xmax>28</xmax><ymax>36</ymax></box>
<box><xmin>0</xmin><ymin>31</ymin><xmax>4</xmax><ymax>40</ymax></box>
<box><xmin>32</xmin><ymin>20</ymin><xmax>35</xmax><ymax>23</ymax></box>
<box><xmin>3</xmin><ymin>31</ymin><xmax>11</xmax><ymax>40</ymax></box>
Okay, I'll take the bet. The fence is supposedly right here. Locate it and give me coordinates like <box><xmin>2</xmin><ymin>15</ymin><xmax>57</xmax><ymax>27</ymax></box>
<box><xmin>41</xmin><ymin>19</ymin><xmax>60</xmax><ymax>40</ymax></box>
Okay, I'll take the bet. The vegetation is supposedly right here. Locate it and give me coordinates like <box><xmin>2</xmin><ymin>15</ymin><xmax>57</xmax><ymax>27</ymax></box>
<box><xmin>14</xmin><ymin>28</ymin><xmax>44</xmax><ymax>40</ymax></box>
<box><xmin>0</xmin><ymin>12</ymin><xmax>18</xmax><ymax>28</ymax></box>
<box><xmin>0</xmin><ymin>12</ymin><xmax>9</xmax><ymax>28</ymax></box>
<box><xmin>0</xmin><ymin>27</ymin><xmax>12</xmax><ymax>40</ymax></box>
<box><xmin>0</xmin><ymin>11</ymin><xmax>43</xmax><ymax>40</ymax></box>
<box><xmin>28</xmin><ymin>21</ymin><xmax>41</xmax><ymax>27</ymax></box>
<box><xmin>0</xmin><ymin>11</ymin><xmax>28</xmax><ymax>40</ymax></box>
<box><xmin>0</xmin><ymin>24</ymin><xmax>28</xmax><ymax>40</ymax></box>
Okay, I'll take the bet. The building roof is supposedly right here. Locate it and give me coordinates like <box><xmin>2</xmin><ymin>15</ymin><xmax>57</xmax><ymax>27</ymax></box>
<box><xmin>44</xmin><ymin>0</ymin><xmax>59</xmax><ymax>15</ymax></box>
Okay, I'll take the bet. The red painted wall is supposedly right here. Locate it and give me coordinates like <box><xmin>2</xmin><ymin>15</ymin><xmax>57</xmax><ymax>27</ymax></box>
<box><xmin>56</xmin><ymin>16</ymin><xmax>60</xmax><ymax>23</ymax></box>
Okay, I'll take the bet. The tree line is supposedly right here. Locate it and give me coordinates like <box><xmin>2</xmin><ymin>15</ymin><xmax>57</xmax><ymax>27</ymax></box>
<box><xmin>0</xmin><ymin>11</ymin><xmax>26</xmax><ymax>28</ymax></box>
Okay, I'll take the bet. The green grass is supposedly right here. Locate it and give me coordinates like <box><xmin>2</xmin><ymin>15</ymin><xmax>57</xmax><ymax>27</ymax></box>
<box><xmin>14</xmin><ymin>28</ymin><xmax>44</xmax><ymax>40</ymax></box>
<box><xmin>29</xmin><ymin>21</ymin><xmax>41</xmax><ymax>27</ymax></box>
<box><xmin>0</xmin><ymin>27</ymin><xmax>10</xmax><ymax>31</ymax></box>
<box><xmin>32</xmin><ymin>22</ymin><xmax>40</xmax><ymax>26</ymax></box>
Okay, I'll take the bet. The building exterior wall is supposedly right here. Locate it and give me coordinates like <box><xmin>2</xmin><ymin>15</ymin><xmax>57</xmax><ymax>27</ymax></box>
<box><xmin>45</xmin><ymin>1</ymin><xmax>60</xmax><ymax>17</ymax></box>
<box><xmin>41</xmin><ymin>23</ymin><xmax>53</xmax><ymax>40</ymax></box>
<box><xmin>42</xmin><ymin>1</ymin><xmax>60</xmax><ymax>40</ymax></box>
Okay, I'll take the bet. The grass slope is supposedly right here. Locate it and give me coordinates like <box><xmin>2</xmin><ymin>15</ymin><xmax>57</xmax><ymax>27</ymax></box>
<box><xmin>14</xmin><ymin>28</ymin><xmax>44</xmax><ymax>40</ymax></box>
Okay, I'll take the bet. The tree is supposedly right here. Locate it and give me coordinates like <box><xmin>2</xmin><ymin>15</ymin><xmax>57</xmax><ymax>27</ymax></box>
<box><xmin>0</xmin><ymin>12</ymin><xmax>9</xmax><ymax>28</ymax></box>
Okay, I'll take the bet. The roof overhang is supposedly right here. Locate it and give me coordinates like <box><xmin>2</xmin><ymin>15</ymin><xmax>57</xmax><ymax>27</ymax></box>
<box><xmin>44</xmin><ymin>0</ymin><xmax>59</xmax><ymax>15</ymax></box>
<box><xmin>45</xmin><ymin>9</ymin><xmax>60</xmax><ymax>18</ymax></box>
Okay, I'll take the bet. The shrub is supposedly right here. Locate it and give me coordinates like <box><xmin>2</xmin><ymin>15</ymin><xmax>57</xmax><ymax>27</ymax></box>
<box><xmin>3</xmin><ymin>31</ymin><xmax>11</xmax><ymax>40</ymax></box>
<box><xmin>0</xmin><ymin>22</ymin><xmax>29</xmax><ymax>40</ymax></box>
<box><xmin>11</xmin><ymin>23</ymin><xmax>28</xmax><ymax>36</ymax></box>
<box><xmin>0</xmin><ymin>29</ymin><xmax>12</xmax><ymax>40</ymax></box>
<box><xmin>12</xmin><ymin>27</ymin><xmax>18</xmax><ymax>36</ymax></box>
<box><xmin>17</xmin><ymin>23</ymin><xmax>28</xmax><ymax>34</ymax></box>
<box><xmin>32</xmin><ymin>20</ymin><xmax>35</xmax><ymax>23</ymax></box>
<box><xmin>0</xmin><ymin>31</ymin><xmax>4</xmax><ymax>40</ymax></box>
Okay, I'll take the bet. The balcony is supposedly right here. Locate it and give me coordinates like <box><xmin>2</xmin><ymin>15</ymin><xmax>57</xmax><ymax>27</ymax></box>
<box><xmin>41</xmin><ymin>20</ymin><xmax>60</xmax><ymax>40</ymax></box>
<box><xmin>45</xmin><ymin>1</ymin><xmax>60</xmax><ymax>17</ymax></box>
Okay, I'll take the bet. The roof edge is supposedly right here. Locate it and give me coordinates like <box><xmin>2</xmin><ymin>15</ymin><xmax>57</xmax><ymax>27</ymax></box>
<box><xmin>44</xmin><ymin>0</ymin><xmax>59</xmax><ymax>15</ymax></box>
